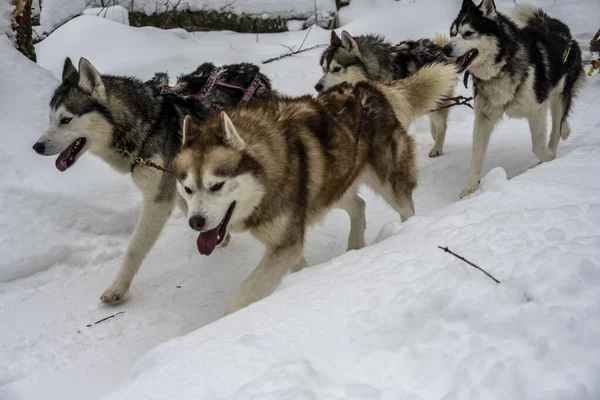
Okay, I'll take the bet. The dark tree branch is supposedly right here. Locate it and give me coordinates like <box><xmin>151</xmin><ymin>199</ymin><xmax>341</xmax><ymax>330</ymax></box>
<box><xmin>86</xmin><ymin>311</ymin><xmax>126</xmax><ymax>327</ymax></box>
<box><xmin>438</xmin><ymin>246</ymin><xmax>500</xmax><ymax>284</ymax></box>
<box><xmin>262</xmin><ymin>44</ymin><xmax>327</xmax><ymax>64</ymax></box>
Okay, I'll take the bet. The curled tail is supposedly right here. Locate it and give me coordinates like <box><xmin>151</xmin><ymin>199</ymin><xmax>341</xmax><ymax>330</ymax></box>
<box><xmin>431</xmin><ymin>33</ymin><xmax>450</xmax><ymax>48</ymax></box>
<box><xmin>374</xmin><ymin>63</ymin><xmax>457</xmax><ymax>127</ymax></box>
<box><xmin>513</xmin><ymin>5</ymin><xmax>549</xmax><ymax>27</ymax></box>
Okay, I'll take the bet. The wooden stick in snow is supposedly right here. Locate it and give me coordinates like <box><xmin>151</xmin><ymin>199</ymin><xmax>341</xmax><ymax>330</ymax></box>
<box><xmin>438</xmin><ymin>246</ymin><xmax>501</xmax><ymax>284</ymax></box>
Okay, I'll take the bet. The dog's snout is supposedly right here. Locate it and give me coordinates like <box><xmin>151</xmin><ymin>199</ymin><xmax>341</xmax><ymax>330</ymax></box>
<box><xmin>314</xmin><ymin>82</ymin><xmax>324</xmax><ymax>92</ymax></box>
<box><xmin>189</xmin><ymin>215</ymin><xmax>206</xmax><ymax>231</ymax></box>
<box><xmin>442</xmin><ymin>44</ymin><xmax>453</xmax><ymax>57</ymax></box>
<box><xmin>32</xmin><ymin>142</ymin><xmax>46</xmax><ymax>154</ymax></box>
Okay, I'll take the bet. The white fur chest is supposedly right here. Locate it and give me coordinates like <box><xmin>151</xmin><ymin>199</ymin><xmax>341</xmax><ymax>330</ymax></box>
<box><xmin>474</xmin><ymin>67</ymin><xmax>537</xmax><ymax>118</ymax></box>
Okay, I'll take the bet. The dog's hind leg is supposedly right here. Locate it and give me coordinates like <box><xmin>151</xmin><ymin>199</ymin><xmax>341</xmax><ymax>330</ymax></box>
<box><xmin>528</xmin><ymin>107</ymin><xmax>555</xmax><ymax>163</ymax></box>
<box><xmin>336</xmin><ymin>190</ymin><xmax>366</xmax><ymax>251</ymax></box>
<box><xmin>428</xmin><ymin>107</ymin><xmax>449</xmax><ymax>157</ymax></box>
<box><xmin>548</xmin><ymin>90</ymin><xmax>564</xmax><ymax>157</ymax></box>
<box><xmin>225</xmin><ymin>243</ymin><xmax>303</xmax><ymax>315</ymax></box>
<box><xmin>100</xmin><ymin>196</ymin><xmax>174</xmax><ymax>303</ymax></box>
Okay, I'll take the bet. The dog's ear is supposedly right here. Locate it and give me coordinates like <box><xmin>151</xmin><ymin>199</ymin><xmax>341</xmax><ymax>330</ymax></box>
<box><xmin>62</xmin><ymin>57</ymin><xmax>78</xmax><ymax>84</ymax></box>
<box><xmin>341</xmin><ymin>31</ymin><xmax>360</xmax><ymax>56</ymax></box>
<box><xmin>461</xmin><ymin>0</ymin><xmax>476</xmax><ymax>12</ymax></box>
<box><xmin>478</xmin><ymin>0</ymin><xmax>496</xmax><ymax>18</ymax></box>
<box><xmin>182</xmin><ymin>115</ymin><xmax>195</xmax><ymax>146</ymax></box>
<box><xmin>78</xmin><ymin>58</ymin><xmax>106</xmax><ymax>100</ymax></box>
<box><xmin>331</xmin><ymin>30</ymin><xmax>341</xmax><ymax>46</ymax></box>
<box><xmin>220</xmin><ymin>112</ymin><xmax>245</xmax><ymax>151</ymax></box>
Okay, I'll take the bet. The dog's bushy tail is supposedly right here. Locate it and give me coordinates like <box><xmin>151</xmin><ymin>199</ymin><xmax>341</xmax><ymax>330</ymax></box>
<box><xmin>431</xmin><ymin>33</ymin><xmax>450</xmax><ymax>48</ymax></box>
<box><xmin>514</xmin><ymin>5</ymin><xmax>556</xmax><ymax>29</ymax></box>
<box><xmin>375</xmin><ymin>63</ymin><xmax>457</xmax><ymax>127</ymax></box>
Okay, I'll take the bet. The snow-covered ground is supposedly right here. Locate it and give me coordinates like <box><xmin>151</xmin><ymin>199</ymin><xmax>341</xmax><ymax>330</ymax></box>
<box><xmin>1</xmin><ymin>0</ymin><xmax>600</xmax><ymax>399</ymax></box>
<box><xmin>39</xmin><ymin>0</ymin><xmax>337</xmax><ymax>35</ymax></box>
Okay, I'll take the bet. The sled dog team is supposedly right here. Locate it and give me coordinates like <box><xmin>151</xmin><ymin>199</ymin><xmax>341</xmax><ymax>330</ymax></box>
<box><xmin>32</xmin><ymin>0</ymin><xmax>585</xmax><ymax>316</ymax></box>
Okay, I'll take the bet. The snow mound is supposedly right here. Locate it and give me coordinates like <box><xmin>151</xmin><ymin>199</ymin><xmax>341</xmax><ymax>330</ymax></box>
<box><xmin>480</xmin><ymin>167</ymin><xmax>509</xmax><ymax>193</ymax></box>
<box><xmin>40</xmin><ymin>0</ymin><xmax>86</xmax><ymax>33</ymax></box>
<box><xmin>36</xmin><ymin>15</ymin><xmax>202</xmax><ymax>79</ymax></box>
<box><xmin>103</xmin><ymin>147</ymin><xmax>600</xmax><ymax>400</ymax></box>
<box><xmin>83</xmin><ymin>6</ymin><xmax>129</xmax><ymax>26</ymax></box>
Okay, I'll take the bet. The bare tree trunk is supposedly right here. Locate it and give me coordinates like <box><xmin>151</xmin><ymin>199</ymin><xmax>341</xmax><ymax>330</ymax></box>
<box><xmin>11</xmin><ymin>0</ymin><xmax>36</xmax><ymax>62</ymax></box>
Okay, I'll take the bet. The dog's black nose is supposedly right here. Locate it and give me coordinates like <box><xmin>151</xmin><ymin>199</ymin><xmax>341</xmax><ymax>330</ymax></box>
<box><xmin>314</xmin><ymin>83</ymin><xmax>324</xmax><ymax>92</ymax></box>
<box><xmin>189</xmin><ymin>215</ymin><xmax>206</xmax><ymax>231</ymax></box>
<box><xmin>32</xmin><ymin>142</ymin><xmax>45</xmax><ymax>154</ymax></box>
<box><xmin>442</xmin><ymin>44</ymin><xmax>453</xmax><ymax>57</ymax></box>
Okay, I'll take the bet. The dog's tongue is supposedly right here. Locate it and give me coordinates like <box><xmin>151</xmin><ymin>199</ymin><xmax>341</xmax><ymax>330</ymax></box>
<box><xmin>196</xmin><ymin>226</ymin><xmax>220</xmax><ymax>256</ymax></box>
<box><xmin>456</xmin><ymin>54</ymin><xmax>467</xmax><ymax>70</ymax></box>
<box><xmin>55</xmin><ymin>142</ymin><xmax>77</xmax><ymax>172</ymax></box>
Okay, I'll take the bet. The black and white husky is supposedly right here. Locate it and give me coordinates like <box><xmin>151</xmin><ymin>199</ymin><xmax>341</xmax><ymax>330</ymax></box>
<box><xmin>443</xmin><ymin>0</ymin><xmax>585</xmax><ymax>198</ymax></box>
<box><xmin>31</xmin><ymin>57</ymin><xmax>274</xmax><ymax>303</ymax></box>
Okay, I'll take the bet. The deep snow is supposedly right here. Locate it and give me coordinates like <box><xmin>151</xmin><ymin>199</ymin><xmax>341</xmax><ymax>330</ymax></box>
<box><xmin>39</xmin><ymin>0</ymin><xmax>86</xmax><ymax>33</ymax></box>
<box><xmin>1</xmin><ymin>0</ymin><xmax>600</xmax><ymax>399</ymax></box>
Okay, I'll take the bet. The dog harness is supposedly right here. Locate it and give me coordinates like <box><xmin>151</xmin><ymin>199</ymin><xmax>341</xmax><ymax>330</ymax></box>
<box><xmin>121</xmin><ymin>68</ymin><xmax>266</xmax><ymax>174</ymax></box>
<box><xmin>159</xmin><ymin>67</ymin><xmax>265</xmax><ymax>112</ymax></box>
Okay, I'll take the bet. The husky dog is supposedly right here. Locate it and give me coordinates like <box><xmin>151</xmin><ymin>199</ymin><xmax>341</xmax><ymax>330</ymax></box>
<box><xmin>443</xmin><ymin>0</ymin><xmax>585</xmax><ymax>198</ymax></box>
<box><xmin>316</xmin><ymin>30</ymin><xmax>456</xmax><ymax>158</ymax></box>
<box><xmin>173</xmin><ymin>63</ymin><xmax>457</xmax><ymax>315</ymax></box>
<box><xmin>31</xmin><ymin>57</ymin><xmax>273</xmax><ymax>303</ymax></box>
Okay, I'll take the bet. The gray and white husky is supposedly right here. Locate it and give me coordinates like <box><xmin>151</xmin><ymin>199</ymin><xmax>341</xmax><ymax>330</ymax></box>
<box><xmin>31</xmin><ymin>57</ymin><xmax>273</xmax><ymax>303</ymax></box>
<box><xmin>443</xmin><ymin>0</ymin><xmax>585</xmax><ymax>198</ymax></box>
<box><xmin>315</xmin><ymin>30</ymin><xmax>456</xmax><ymax>157</ymax></box>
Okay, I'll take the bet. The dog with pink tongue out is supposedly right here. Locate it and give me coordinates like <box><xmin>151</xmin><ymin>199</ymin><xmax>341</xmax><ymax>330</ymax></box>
<box><xmin>172</xmin><ymin>62</ymin><xmax>456</xmax><ymax>315</ymax></box>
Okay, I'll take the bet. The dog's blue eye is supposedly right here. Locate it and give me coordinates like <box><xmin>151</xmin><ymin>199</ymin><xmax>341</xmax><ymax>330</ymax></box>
<box><xmin>332</xmin><ymin>67</ymin><xmax>341</xmax><ymax>73</ymax></box>
<box><xmin>61</xmin><ymin>117</ymin><xmax>72</xmax><ymax>124</ymax></box>
<box><xmin>463</xmin><ymin>31</ymin><xmax>474</xmax><ymax>38</ymax></box>
<box><xmin>184</xmin><ymin>186</ymin><xmax>192</xmax><ymax>194</ymax></box>
<box><xmin>210</xmin><ymin>182</ymin><xmax>225</xmax><ymax>192</ymax></box>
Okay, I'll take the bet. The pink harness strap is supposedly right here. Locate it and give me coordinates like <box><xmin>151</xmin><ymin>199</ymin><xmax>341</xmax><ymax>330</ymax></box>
<box><xmin>238</xmin><ymin>73</ymin><xmax>263</xmax><ymax>106</ymax></box>
<box><xmin>160</xmin><ymin>68</ymin><xmax>264</xmax><ymax>111</ymax></box>
<box><xmin>194</xmin><ymin>68</ymin><xmax>220</xmax><ymax>100</ymax></box>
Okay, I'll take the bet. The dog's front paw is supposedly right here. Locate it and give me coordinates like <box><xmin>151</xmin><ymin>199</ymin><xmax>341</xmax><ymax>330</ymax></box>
<box><xmin>460</xmin><ymin>184</ymin><xmax>479</xmax><ymax>199</ymax></box>
<box><xmin>428</xmin><ymin>148</ymin><xmax>442</xmax><ymax>158</ymax></box>
<box><xmin>100</xmin><ymin>283</ymin><xmax>129</xmax><ymax>303</ymax></box>
<box><xmin>218</xmin><ymin>232</ymin><xmax>232</xmax><ymax>249</ymax></box>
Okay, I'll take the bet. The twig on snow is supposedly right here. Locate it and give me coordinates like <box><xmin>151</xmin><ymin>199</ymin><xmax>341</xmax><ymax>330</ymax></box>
<box><xmin>298</xmin><ymin>23</ymin><xmax>313</xmax><ymax>52</ymax></box>
<box><xmin>438</xmin><ymin>246</ymin><xmax>500</xmax><ymax>284</ymax></box>
<box><xmin>280</xmin><ymin>44</ymin><xmax>296</xmax><ymax>52</ymax></box>
<box><xmin>263</xmin><ymin>12</ymin><xmax>321</xmax><ymax>65</ymax></box>
<box><xmin>262</xmin><ymin>44</ymin><xmax>327</xmax><ymax>64</ymax></box>
<box><xmin>86</xmin><ymin>311</ymin><xmax>126</xmax><ymax>327</ymax></box>
<box><xmin>218</xmin><ymin>0</ymin><xmax>237</xmax><ymax>12</ymax></box>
